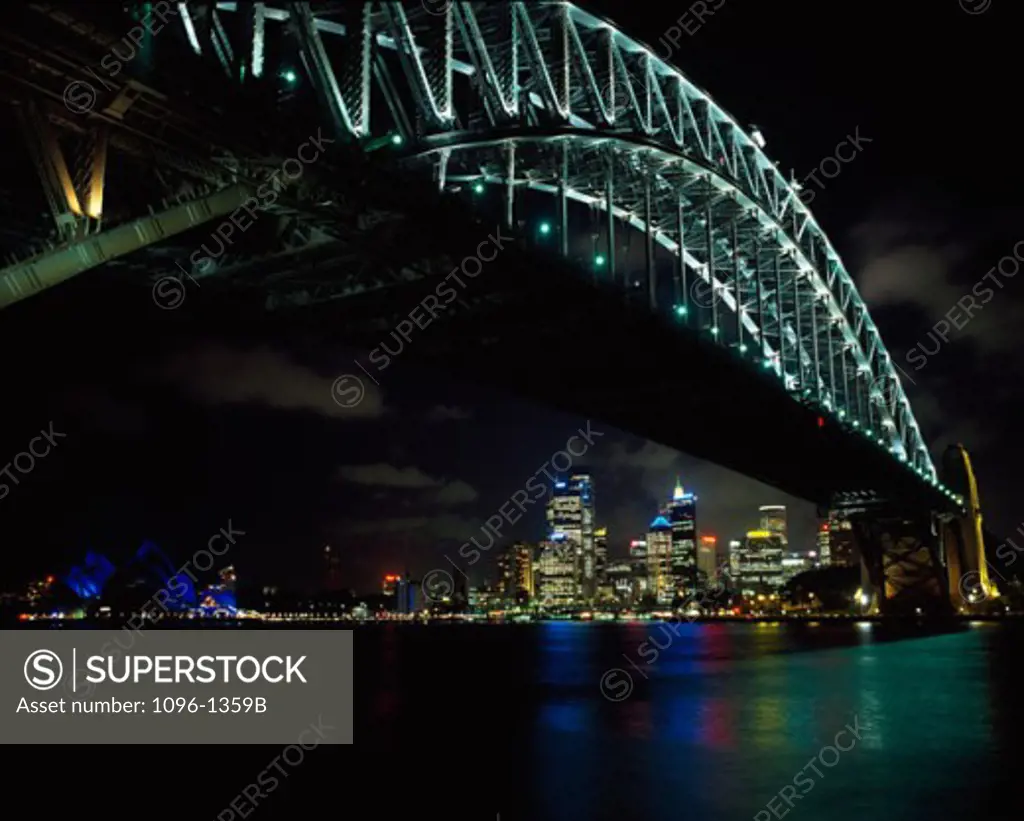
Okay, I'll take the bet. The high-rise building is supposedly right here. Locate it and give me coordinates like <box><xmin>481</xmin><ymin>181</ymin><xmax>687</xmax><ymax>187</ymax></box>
<box><xmin>698</xmin><ymin>535</ymin><xmax>718</xmax><ymax>582</ymax></box>
<box><xmin>546</xmin><ymin>474</ymin><xmax>596</xmax><ymax>599</ymax></box>
<box><xmin>728</xmin><ymin>539</ymin><xmax>742</xmax><ymax>582</ymax></box>
<box><xmin>647</xmin><ymin>515</ymin><xmax>674</xmax><ymax>605</ymax></box>
<box><xmin>759</xmin><ymin>506</ymin><xmax>788</xmax><ymax>543</ymax></box>
<box><xmin>499</xmin><ymin>543</ymin><xmax>535</xmax><ymax>603</ymax></box>
<box><xmin>382</xmin><ymin>574</ymin><xmax>401</xmax><ymax>596</ymax></box>
<box><xmin>594</xmin><ymin>527</ymin><xmax>608</xmax><ymax>585</ymax></box>
<box><xmin>629</xmin><ymin>538</ymin><xmax>647</xmax><ymax>561</ymax></box>
<box><xmin>816</xmin><ymin>523</ymin><xmax>832</xmax><ymax>565</ymax></box>
<box><xmin>733</xmin><ymin>530</ymin><xmax>785</xmax><ymax>594</ymax></box>
<box><xmin>665</xmin><ymin>479</ymin><xmax>698</xmax><ymax>597</ymax></box>
<box><xmin>537</xmin><ymin>538</ymin><xmax>576</xmax><ymax>608</ymax></box>
<box><xmin>604</xmin><ymin>561</ymin><xmax>635</xmax><ymax>603</ymax></box>
<box><xmin>819</xmin><ymin>513</ymin><xmax>856</xmax><ymax>566</ymax></box>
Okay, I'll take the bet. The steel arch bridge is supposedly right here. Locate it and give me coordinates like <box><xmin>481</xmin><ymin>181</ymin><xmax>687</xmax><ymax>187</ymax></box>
<box><xmin>195</xmin><ymin>0</ymin><xmax>944</xmax><ymax>491</ymax></box>
<box><xmin>0</xmin><ymin>2</ymin><xmax>993</xmax><ymax>610</ymax></box>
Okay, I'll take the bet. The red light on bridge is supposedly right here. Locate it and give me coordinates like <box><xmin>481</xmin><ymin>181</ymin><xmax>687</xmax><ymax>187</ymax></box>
<box><xmin>817</xmin><ymin>416</ymin><xmax>825</xmax><ymax>428</ymax></box>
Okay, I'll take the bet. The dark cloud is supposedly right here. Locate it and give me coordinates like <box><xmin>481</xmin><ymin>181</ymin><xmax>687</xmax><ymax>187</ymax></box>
<box><xmin>162</xmin><ymin>343</ymin><xmax>386</xmax><ymax>418</ymax></box>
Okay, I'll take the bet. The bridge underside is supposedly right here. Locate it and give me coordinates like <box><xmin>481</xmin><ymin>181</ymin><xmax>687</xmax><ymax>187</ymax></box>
<box><xmin>0</xmin><ymin>0</ymin><xmax>990</xmax><ymax>614</ymax></box>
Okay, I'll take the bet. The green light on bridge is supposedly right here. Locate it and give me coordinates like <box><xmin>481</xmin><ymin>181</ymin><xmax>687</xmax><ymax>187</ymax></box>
<box><xmin>594</xmin><ymin>254</ymin><xmax>606</xmax><ymax>267</ymax></box>
<box><xmin>281</xmin><ymin>69</ymin><xmax>298</xmax><ymax>84</ymax></box>
<box><xmin>539</xmin><ymin>221</ymin><xmax>552</xmax><ymax>236</ymax></box>
<box><xmin>473</xmin><ymin>182</ymin><xmax>485</xmax><ymax>194</ymax></box>
<box><xmin>674</xmin><ymin>304</ymin><xmax>687</xmax><ymax>317</ymax></box>
<box><xmin>710</xmin><ymin>326</ymin><xmax>720</xmax><ymax>337</ymax></box>
<box><xmin>739</xmin><ymin>344</ymin><xmax>748</xmax><ymax>354</ymax></box>
<box><xmin>391</xmin><ymin>133</ymin><xmax>404</xmax><ymax>146</ymax></box>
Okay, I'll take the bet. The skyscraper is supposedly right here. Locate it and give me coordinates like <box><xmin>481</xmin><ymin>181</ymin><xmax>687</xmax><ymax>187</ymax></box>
<box><xmin>647</xmin><ymin>515</ymin><xmax>674</xmax><ymax>605</ymax></box>
<box><xmin>759</xmin><ymin>506</ymin><xmax>788</xmax><ymax>543</ymax></box>
<box><xmin>820</xmin><ymin>512</ymin><xmax>856</xmax><ymax>566</ymax></box>
<box><xmin>546</xmin><ymin>473</ymin><xmax>595</xmax><ymax>600</ymax></box>
<box><xmin>499</xmin><ymin>542</ymin><xmax>535</xmax><ymax>602</ymax></box>
<box><xmin>594</xmin><ymin>527</ymin><xmax>608</xmax><ymax>585</ymax></box>
<box><xmin>734</xmin><ymin>530</ymin><xmax>785</xmax><ymax>594</ymax></box>
<box><xmin>698</xmin><ymin>535</ymin><xmax>718</xmax><ymax>582</ymax></box>
<box><xmin>537</xmin><ymin>538</ymin><xmax>576</xmax><ymax>608</ymax></box>
<box><xmin>665</xmin><ymin>479</ymin><xmax>698</xmax><ymax>598</ymax></box>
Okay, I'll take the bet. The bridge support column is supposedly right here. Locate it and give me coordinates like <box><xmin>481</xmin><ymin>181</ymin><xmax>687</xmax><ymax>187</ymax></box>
<box><xmin>848</xmin><ymin>507</ymin><xmax>950</xmax><ymax>616</ymax></box>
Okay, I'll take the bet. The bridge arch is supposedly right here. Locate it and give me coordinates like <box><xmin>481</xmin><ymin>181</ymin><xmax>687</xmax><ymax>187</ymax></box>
<box><xmin>182</xmin><ymin>1</ymin><xmax>952</xmax><ymax>500</ymax></box>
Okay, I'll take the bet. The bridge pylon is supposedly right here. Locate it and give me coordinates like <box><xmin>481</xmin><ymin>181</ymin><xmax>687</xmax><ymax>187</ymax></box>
<box><xmin>848</xmin><ymin>507</ymin><xmax>951</xmax><ymax>616</ymax></box>
<box><xmin>942</xmin><ymin>445</ymin><xmax>1000</xmax><ymax>612</ymax></box>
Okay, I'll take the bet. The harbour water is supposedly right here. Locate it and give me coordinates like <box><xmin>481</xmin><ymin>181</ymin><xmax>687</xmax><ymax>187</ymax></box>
<box><xmin>355</xmin><ymin>620</ymin><xmax>1021</xmax><ymax>820</ymax></box>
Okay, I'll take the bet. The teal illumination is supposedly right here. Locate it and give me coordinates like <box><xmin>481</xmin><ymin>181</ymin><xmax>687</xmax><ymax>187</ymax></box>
<box><xmin>595</xmin><ymin>254</ymin><xmax>606</xmax><ymax>266</ymax></box>
<box><xmin>391</xmin><ymin>133</ymin><xmax>404</xmax><ymax>146</ymax></box>
<box><xmin>473</xmin><ymin>182</ymin><xmax>485</xmax><ymax>194</ymax></box>
<box><xmin>674</xmin><ymin>305</ymin><xmax>687</xmax><ymax>317</ymax></box>
<box><xmin>539</xmin><ymin>222</ymin><xmax>552</xmax><ymax>235</ymax></box>
<box><xmin>282</xmin><ymin>69</ymin><xmax>298</xmax><ymax>84</ymax></box>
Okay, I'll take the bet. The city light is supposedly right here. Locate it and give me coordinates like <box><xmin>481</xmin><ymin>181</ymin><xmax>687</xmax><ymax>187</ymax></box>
<box><xmin>539</xmin><ymin>221</ymin><xmax>552</xmax><ymax>235</ymax></box>
<box><xmin>391</xmin><ymin>133</ymin><xmax>404</xmax><ymax>146</ymax></box>
<box><xmin>595</xmin><ymin>254</ymin><xmax>606</xmax><ymax>266</ymax></box>
<box><xmin>674</xmin><ymin>304</ymin><xmax>687</xmax><ymax>317</ymax></box>
<box><xmin>473</xmin><ymin>182</ymin><xmax>485</xmax><ymax>194</ymax></box>
<box><xmin>281</xmin><ymin>69</ymin><xmax>297</xmax><ymax>84</ymax></box>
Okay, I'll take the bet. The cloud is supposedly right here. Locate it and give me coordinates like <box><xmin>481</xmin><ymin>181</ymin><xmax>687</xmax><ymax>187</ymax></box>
<box><xmin>431</xmin><ymin>480</ymin><xmax>479</xmax><ymax>505</ymax></box>
<box><xmin>853</xmin><ymin>219</ymin><xmax>1020</xmax><ymax>355</ymax></box>
<box><xmin>427</xmin><ymin>404</ymin><xmax>473</xmax><ymax>422</ymax></box>
<box><xmin>162</xmin><ymin>344</ymin><xmax>385</xmax><ymax>418</ymax></box>
<box><xmin>337</xmin><ymin>462</ymin><xmax>478</xmax><ymax>506</ymax></box>
<box><xmin>337</xmin><ymin>463</ymin><xmax>438</xmax><ymax>488</ymax></box>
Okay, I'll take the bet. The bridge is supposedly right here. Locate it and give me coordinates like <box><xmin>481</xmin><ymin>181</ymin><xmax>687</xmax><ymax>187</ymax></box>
<box><xmin>0</xmin><ymin>1</ymin><xmax>998</xmax><ymax>614</ymax></box>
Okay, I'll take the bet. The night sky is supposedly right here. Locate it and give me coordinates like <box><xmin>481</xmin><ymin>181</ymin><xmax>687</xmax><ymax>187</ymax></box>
<box><xmin>0</xmin><ymin>0</ymin><xmax>1020</xmax><ymax>594</ymax></box>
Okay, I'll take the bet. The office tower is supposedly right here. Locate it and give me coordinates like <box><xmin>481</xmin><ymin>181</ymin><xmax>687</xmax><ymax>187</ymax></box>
<box><xmin>816</xmin><ymin>523</ymin><xmax>832</xmax><ymax>566</ymax></box>
<box><xmin>382</xmin><ymin>574</ymin><xmax>400</xmax><ymax>596</ymax></box>
<box><xmin>499</xmin><ymin>543</ymin><xmax>535</xmax><ymax>602</ymax></box>
<box><xmin>665</xmin><ymin>479</ymin><xmax>698</xmax><ymax>597</ymax></box>
<box><xmin>759</xmin><ymin>505</ymin><xmax>788</xmax><ymax>543</ymax></box>
<box><xmin>698</xmin><ymin>535</ymin><xmax>718</xmax><ymax>582</ymax></box>
<box><xmin>728</xmin><ymin>539</ymin><xmax>742</xmax><ymax>581</ymax></box>
<box><xmin>537</xmin><ymin>538</ymin><xmax>577</xmax><ymax>608</ymax></box>
<box><xmin>395</xmin><ymin>576</ymin><xmax>417</xmax><ymax>614</ymax></box>
<box><xmin>734</xmin><ymin>530</ymin><xmax>785</xmax><ymax>594</ymax></box>
<box><xmin>594</xmin><ymin>527</ymin><xmax>608</xmax><ymax>585</ymax></box>
<box><xmin>647</xmin><ymin>515</ymin><xmax>674</xmax><ymax>605</ymax></box>
<box><xmin>821</xmin><ymin>512</ymin><xmax>856</xmax><ymax>566</ymax></box>
<box><xmin>629</xmin><ymin>538</ymin><xmax>647</xmax><ymax>561</ymax></box>
<box><xmin>546</xmin><ymin>474</ymin><xmax>596</xmax><ymax>599</ymax></box>
<box><xmin>604</xmin><ymin>561</ymin><xmax>635</xmax><ymax>603</ymax></box>
<box><xmin>781</xmin><ymin>552</ymin><xmax>811</xmax><ymax>582</ymax></box>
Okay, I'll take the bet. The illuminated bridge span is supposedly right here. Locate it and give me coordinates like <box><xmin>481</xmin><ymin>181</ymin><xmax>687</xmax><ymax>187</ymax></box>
<box><xmin>0</xmin><ymin>2</ymin><xmax>995</xmax><ymax>612</ymax></box>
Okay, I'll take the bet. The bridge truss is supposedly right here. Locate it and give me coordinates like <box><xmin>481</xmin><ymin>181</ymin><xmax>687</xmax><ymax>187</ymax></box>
<box><xmin>182</xmin><ymin>0</ymin><xmax>946</xmax><ymax>491</ymax></box>
<box><xmin>0</xmin><ymin>1</ymin><xmax>967</xmax><ymax>508</ymax></box>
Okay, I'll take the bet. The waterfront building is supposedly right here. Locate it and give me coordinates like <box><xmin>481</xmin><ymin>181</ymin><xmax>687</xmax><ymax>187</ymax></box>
<box><xmin>647</xmin><ymin>515</ymin><xmax>674</xmax><ymax>605</ymax></box>
<box><xmin>546</xmin><ymin>474</ymin><xmax>596</xmax><ymax>599</ymax></box>
<box><xmin>733</xmin><ymin>530</ymin><xmax>785</xmax><ymax>594</ymax></box>
<box><xmin>666</xmin><ymin>479</ymin><xmax>698</xmax><ymax>597</ymax></box>
<box><xmin>537</xmin><ymin>538</ymin><xmax>577</xmax><ymax>608</ymax></box>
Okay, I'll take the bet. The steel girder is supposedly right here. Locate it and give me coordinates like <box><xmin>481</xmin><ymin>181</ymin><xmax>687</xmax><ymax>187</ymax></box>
<box><xmin>198</xmin><ymin>0</ymin><xmax>951</xmax><ymax>495</ymax></box>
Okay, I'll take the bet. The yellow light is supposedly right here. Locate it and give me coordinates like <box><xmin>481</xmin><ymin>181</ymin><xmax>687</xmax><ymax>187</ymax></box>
<box><xmin>746</xmin><ymin>530</ymin><xmax>772</xmax><ymax>539</ymax></box>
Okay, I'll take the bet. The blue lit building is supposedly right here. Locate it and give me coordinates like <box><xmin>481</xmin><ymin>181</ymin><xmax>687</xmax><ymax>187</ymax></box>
<box><xmin>665</xmin><ymin>479</ymin><xmax>698</xmax><ymax>598</ymax></box>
